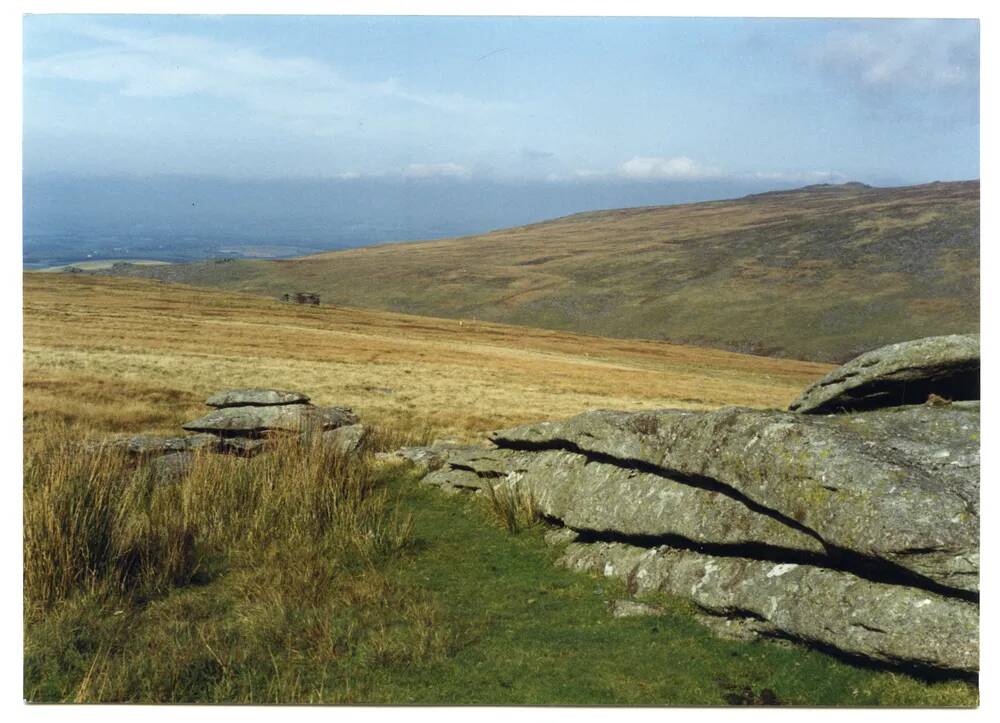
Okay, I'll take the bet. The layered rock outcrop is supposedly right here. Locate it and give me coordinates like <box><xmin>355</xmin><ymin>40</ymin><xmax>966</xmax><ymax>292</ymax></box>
<box><xmin>407</xmin><ymin>335</ymin><xmax>980</xmax><ymax>675</ymax></box>
<box><xmin>99</xmin><ymin>388</ymin><xmax>364</xmax><ymax>482</ymax></box>
<box><xmin>182</xmin><ymin>403</ymin><xmax>358</xmax><ymax>435</ymax></box>
<box><xmin>204</xmin><ymin>388</ymin><xmax>311</xmax><ymax>408</ymax></box>
<box><xmin>789</xmin><ymin>334</ymin><xmax>979</xmax><ymax>414</ymax></box>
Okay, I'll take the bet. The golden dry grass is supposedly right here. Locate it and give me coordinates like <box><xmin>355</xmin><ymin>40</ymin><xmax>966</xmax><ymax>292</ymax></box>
<box><xmin>24</xmin><ymin>273</ymin><xmax>832</xmax><ymax>442</ymax></box>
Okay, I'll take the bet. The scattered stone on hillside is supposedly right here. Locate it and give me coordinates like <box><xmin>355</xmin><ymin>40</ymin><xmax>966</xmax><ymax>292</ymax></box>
<box><xmin>560</xmin><ymin>541</ymin><xmax>978</xmax><ymax>674</ymax></box>
<box><xmin>103</xmin><ymin>433</ymin><xmax>219</xmax><ymax>456</ymax></box>
<box><xmin>182</xmin><ymin>403</ymin><xmax>358</xmax><ymax>435</ymax></box>
<box><xmin>206</xmin><ymin>388</ymin><xmax>311</xmax><ymax>408</ymax></box>
<box><xmin>420</xmin><ymin>446</ymin><xmax>535</xmax><ymax>493</ymax></box>
<box><xmin>693</xmin><ymin>612</ymin><xmax>772</xmax><ymax>643</ymax></box>
<box><xmin>489</xmin><ymin>403</ymin><xmax>979</xmax><ymax>594</ymax></box>
<box><xmin>150</xmin><ymin>451</ymin><xmax>194</xmax><ymax>485</ymax></box>
<box><xmin>543</xmin><ymin>527</ymin><xmax>579</xmax><ymax>546</ymax></box>
<box><xmin>609</xmin><ymin>600</ymin><xmax>665</xmax><ymax>618</ymax></box>
<box><xmin>321</xmin><ymin>424</ymin><xmax>367</xmax><ymax>455</ymax></box>
<box><xmin>376</xmin><ymin>441</ymin><xmax>466</xmax><ymax>470</ymax></box>
<box><xmin>789</xmin><ymin>334</ymin><xmax>980</xmax><ymax>414</ymax></box>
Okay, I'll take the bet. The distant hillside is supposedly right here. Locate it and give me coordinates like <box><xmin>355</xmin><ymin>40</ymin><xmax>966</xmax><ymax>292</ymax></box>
<box><xmin>97</xmin><ymin>181</ymin><xmax>979</xmax><ymax>362</ymax></box>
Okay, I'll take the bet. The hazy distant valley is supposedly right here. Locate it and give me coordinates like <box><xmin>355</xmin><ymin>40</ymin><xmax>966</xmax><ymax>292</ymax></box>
<box><xmin>22</xmin><ymin>174</ymin><xmax>858</xmax><ymax>268</ymax></box>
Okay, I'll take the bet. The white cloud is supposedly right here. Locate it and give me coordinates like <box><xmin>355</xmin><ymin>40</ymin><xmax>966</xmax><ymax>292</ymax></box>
<box><xmin>618</xmin><ymin>156</ymin><xmax>721</xmax><ymax>180</ymax></box>
<box><xmin>402</xmin><ymin>162</ymin><xmax>469</xmax><ymax>178</ymax></box>
<box><xmin>555</xmin><ymin>158</ymin><xmax>849</xmax><ymax>186</ymax></box>
<box><xmin>24</xmin><ymin>21</ymin><xmax>512</xmax><ymax>125</ymax></box>
<box><xmin>814</xmin><ymin>20</ymin><xmax>978</xmax><ymax>93</ymax></box>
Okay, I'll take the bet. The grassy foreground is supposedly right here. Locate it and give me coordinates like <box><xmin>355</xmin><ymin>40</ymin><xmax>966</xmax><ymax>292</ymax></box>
<box><xmin>23</xmin><ymin>425</ymin><xmax>976</xmax><ymax>705</ymax></box>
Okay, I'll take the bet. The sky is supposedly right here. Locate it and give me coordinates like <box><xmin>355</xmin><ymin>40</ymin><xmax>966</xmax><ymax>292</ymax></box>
<box><xmin>23</xmin><ymin>14</ymin><xmax>980</xmax><ymax>185</ymax></box>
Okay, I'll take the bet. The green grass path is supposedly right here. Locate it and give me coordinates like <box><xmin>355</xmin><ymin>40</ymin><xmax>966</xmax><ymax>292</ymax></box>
<box><xmin>359</xmin><ymin>472</ymin><xmax>976</xmax><ymax>706</ymax></box>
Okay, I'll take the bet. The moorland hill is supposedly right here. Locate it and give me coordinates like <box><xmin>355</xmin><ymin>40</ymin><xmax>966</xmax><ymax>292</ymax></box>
<box><xmin>98</xmin><ymin>180</ymin><xmax>979</xmax><ymax>362</ymax></box>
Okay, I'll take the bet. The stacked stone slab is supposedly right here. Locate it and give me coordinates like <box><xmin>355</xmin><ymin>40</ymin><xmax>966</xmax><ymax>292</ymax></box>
<box><xmin>182</xmin><ymin>390</ymin><xmax>358</xmax><ymax>438</ymax></box>
<box><xmin>102</xmin><ymin>388</ymin><xmax>365</xmax><ymax>482</ymax></box>
<box><xmin>408</xmin><ymin>335</ymin><xmax>980</xmax><ymax>675</ymax></box>
<box><xmin>180</xmin><ymin>388</ymin><xmax>362</xmax><ymax>452</ymax></box>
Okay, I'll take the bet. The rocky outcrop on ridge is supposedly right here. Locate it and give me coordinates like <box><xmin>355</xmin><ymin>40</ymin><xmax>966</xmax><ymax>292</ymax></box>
<box><xmin>403</xmin><ymin>335</ymin><xmax>980</xmax><ymax>675</ymax></box>
<box><xmin>489</xmin><ymin>403</ymin><xmax>979</xmax><ymax>594</ymax></box>
<box><xmin>789</xmin><ymin>334</ymin><xmax>979</xmax><ymax>414</ymax></box>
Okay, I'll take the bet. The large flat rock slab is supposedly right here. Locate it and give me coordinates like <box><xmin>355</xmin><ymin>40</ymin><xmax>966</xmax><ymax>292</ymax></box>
<box><xmin>560</xmin><ymin>540</ymin><xmax>978</xmax><ymax>674</ymax></box>
<box><xmin>790</xmin><ymin>334</ymin><xmax>979</xmax><ymax>414</ymax></box>
<box><xmin>492</xmin><ymin>403</ymin><xmax>979</xmax><ymax>593</ymax></box>
<box><xmin>430</xmin><ymin>445</ymin><xmax>825</xmax><ymax>555</ymax></box>
<box><xmin>182</xmin><ymin>404</ymin><xmax>358</xmax><ymax>435</ymax></box>
<box><xmin>205</xmin><ymin>388</ymin><xmax>311</xmax><ymax>408</ymax></box>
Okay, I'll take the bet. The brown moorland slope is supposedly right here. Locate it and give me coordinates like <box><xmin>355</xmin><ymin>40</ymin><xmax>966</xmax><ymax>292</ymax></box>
<box><xmin>98</xmin><ymin>181</ymin><xmax>979</xmax><ymax>362</ymax></box>
<box><xmin>23</xmin><ymin>273</ymin><xmax>831</xmax><ymax>441</ymax></box>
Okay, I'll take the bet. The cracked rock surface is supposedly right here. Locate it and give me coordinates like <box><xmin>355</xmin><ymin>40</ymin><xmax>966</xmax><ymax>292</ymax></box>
<box><xmin>490</xmin><ymin>403</ymin><xmax>979</xmax><ymax>594</ymax></box>
<box><xmin>559</xmin><ymin>540</ymin><xmax>978</xmax><ymax>673</ymax></box>
<box><xmin>413</xmin><ymin>337</ymin><xmax>979</xmax><ymax>674</ymax></box>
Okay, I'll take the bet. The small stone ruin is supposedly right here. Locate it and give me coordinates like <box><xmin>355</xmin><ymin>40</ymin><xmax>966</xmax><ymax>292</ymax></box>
<box><xmin>280</xmin><ymin>292</ymin><xmax>321</xmax><ymax>305</ymax></box>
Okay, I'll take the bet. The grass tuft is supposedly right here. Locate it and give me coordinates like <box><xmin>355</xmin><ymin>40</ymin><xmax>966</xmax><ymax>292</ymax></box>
<box><xmin>484</xmin><ymin>482</ymin><xmax>542</xmax><ymax>534</ymax></box>
<box><xmin>23</xmin><ymin>429</ymin><xmax>200</xmax><ymax>613</ymax></box>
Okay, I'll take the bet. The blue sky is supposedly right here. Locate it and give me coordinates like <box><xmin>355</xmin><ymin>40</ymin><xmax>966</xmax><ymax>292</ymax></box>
<box><xmin>23</xmin><ymin>15</ymin><xmax>980</xmax><ymax>185</ymax></box>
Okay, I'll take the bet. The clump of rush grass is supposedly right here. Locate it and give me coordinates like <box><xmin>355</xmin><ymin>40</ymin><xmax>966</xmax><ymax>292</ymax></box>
<box><xmin>23</xmin><ymin>426</ymin><xmax>415</xmax><ymax>619</ymax></box>
<box><xmin>23</xmin><ymin>423</ymin><xmax>452</xmax><ymax>703</ymax></box>
<box><xmin>483</xmin><ymin>482</ymin><xmax>541</xmax><ymax>534</ymax></box>
<box><xmin>361</xmin><ymin>417</ymin><xmax>435</xmax><ymax>455</ymax></box>
<box><xmin>23</xmin><ymin>426</ymin><xmax>199</xmax><ymax>614</ymax></box>
<box><xmin>182</xmin><ymin>431</ymin><xmax>414</xmax><ymax>563</ymax></box>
